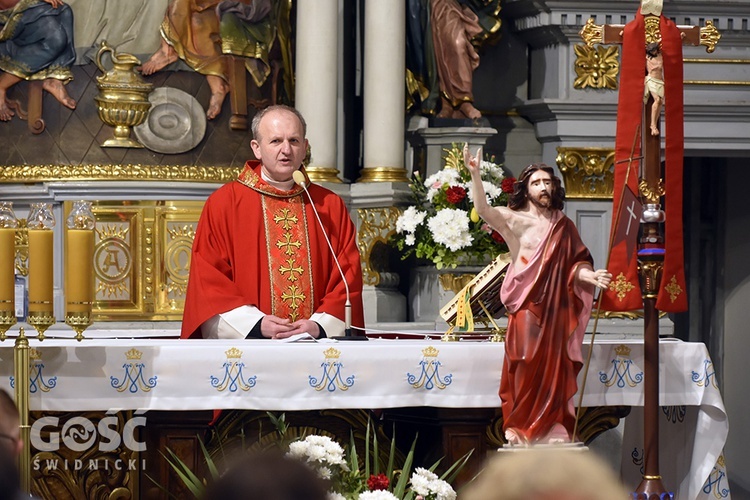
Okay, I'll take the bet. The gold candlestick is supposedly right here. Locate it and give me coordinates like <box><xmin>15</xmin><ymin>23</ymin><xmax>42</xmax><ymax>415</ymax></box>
<box><xmin>65</xmin><ymin>201</ymin><xmax>95</xmax><ymax>341</ymax></box>
<box><xmin>0</xmin><ymin>203</ymin><xmax>19</xmax><ymax>341</ymax></box>
<box><xmin>27</xmin><ymin>203</ymin><xmax>55</xmax><ymax>340</ymax></box>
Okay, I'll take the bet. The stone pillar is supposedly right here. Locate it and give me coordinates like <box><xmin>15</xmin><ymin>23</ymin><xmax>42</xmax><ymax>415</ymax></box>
<box><xmin>295</xmin><ymin>0</ymin><xmax>341</xmax><ymax>182</ymax></box>
<box><xmin>359</xmin><ymin>0</ymin><xmax>409</xmax><ymax>183</ymax></box>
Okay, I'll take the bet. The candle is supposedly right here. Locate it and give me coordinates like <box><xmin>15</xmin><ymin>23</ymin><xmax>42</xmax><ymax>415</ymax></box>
<box><xmin>28</xmin><ymin>229</ymin><xmax>54</xmax><ymax>315</ymax></box>
<box><xmin>65</xmin><ymin>229</ymin><xmax>94</xmax><ymax>314</ymax></box>
<box><xmin>0</xmin><ymin>228</ymin><xmax>14</xmax><ymax>311</ymax></box>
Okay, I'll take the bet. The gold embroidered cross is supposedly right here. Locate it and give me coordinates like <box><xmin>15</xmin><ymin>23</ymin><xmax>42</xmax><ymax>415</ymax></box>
<box><xmin>611</xmin><ymin>272</ymin><xmax>636</xmax><ymax>301</ymax></box>
<box><xmin>281</xmin><ymin>285</ymin><xmax>306</xmax><ymax>309</ymax></box>
<box><xmin>274</xmin><ymin>208</ymin><xmax>299</xmax><ymax>230</ymax></box>
<box><xmin>276</xmin><ymin>232</ymin><xmax>302</xmax><ymax>255</ymax></box>
<box><xmin>279</xmin><ymin>258</ymin><xmax>304</xmax><ymax>282</ymax></box>
<box><xmin>664</xmin><ymin>275</ymin><xmax>683</xmax><ymax>303</ymax></box>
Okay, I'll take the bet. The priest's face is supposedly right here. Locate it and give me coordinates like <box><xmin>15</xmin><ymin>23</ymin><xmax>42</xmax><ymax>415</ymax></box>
<box><xmin>250</xmin><ymin>109</ymin><xmax>309</xmax><ymax>182</ymax></box>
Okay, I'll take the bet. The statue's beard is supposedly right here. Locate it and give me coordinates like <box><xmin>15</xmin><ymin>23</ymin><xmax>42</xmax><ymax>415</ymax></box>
<box><xmin>529</xmin><ymin>191</ymin><xmax>551</xmax><ymax>209</ymax></box>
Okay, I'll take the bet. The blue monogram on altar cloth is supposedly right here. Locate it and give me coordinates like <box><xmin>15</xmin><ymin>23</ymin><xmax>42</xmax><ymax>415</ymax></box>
<box><xmin>692</xmin><ymin>358</ymin><xmax>718</xmax><ymax>389</ymax></box>
<box><xmin>599</xmin><ymin>344</ymin><xmax>643</xmax><ymax>389</ymax></box>
<box><xmin>9</xmin><ymin>348</ymin><xmax>57</xmax><ymax>394</ymax></box>
<box><xmin>110</xmin><ymin>348</ymin><xmax>158</xmax><ymax>393</ymax></box>
<box><xmin>703</xmin><ymin>454</ymin><xmax>730</xmax><ymax>499</ymax></box>
<box><xmin>210</xmin><ymin>347</ymin><xmax>257</xmax><ymax>392</ymax></box>
<box><xmin>309</xmin><ymin>347</ymin><xmax>355</xmax><ymax>392</ymax></box>
<box><xmin>407</xmin><ymin>346</ymin><xmax>453</xmax><ymax>390</ymax></box>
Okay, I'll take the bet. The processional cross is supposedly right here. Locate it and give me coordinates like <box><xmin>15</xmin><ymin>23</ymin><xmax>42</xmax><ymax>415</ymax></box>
<box><xmin>580</xmin><ymin>2</ymin><xmax>720</xmax><ymax>498</ymax></box>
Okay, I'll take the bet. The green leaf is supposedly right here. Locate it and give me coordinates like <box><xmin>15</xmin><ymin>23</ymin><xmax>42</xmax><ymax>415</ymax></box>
<box><xmin>441</xmin><ymin>449</ymin><xmax>474</xmax><ymax>484</ymax></box>
<box><xmin>161</xmin><ymin>448</ymin><xmax>204</xmax><ymax>498</ymax></box>
<box><xmin>198</xmin><ymin>438</ymin><xmax>220</xmax><ymax>481</ymax></box>
<box><xmin>393</xmin><ymin>434</ymin><xmax>417</xmax><ymax>498</ymax></box>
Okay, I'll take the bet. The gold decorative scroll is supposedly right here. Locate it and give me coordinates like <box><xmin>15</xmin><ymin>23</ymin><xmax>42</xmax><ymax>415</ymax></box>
<box><xmin>555</xmin><ymin>147</ymin><xmax>615</xmax><ymax>199</ymax></box>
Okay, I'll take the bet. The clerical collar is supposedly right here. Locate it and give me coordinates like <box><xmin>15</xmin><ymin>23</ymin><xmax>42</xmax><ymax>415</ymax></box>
<box><xmin>261</xmin><ymin>170</ymin><xmax>295</xmax><ymax>191</ymax></box>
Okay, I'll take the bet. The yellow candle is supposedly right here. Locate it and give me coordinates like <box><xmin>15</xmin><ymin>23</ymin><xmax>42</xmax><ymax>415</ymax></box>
<box><xmin>65</xmin><ymin>229</ymin><xmax>94</xmax><ymax>314</ymax></box>
<box><xmin>28</xmin><ymin>229</ymin><xmax>54</xmax><ymax>315</ymax></box>
<box><xmin>0</xmin><ymin>228</ymin><xmax>14</xmax><ymax>311</ymax></box>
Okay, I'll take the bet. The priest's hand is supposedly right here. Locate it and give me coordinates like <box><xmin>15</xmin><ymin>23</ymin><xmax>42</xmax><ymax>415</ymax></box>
<box><xmin>280</xmin><ymin>319</ymin><xmax>321</xmax><ymax>339</ymax></box>
<box><xmin>260</xmin><ymin>315</ymin><xmax>295</xmax><ymax>339</ymax></box>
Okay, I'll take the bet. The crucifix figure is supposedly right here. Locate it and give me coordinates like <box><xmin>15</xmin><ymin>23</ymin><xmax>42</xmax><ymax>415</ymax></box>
<box><xmin>580</xmin><ymin>2</ymin><xmax>720</xmax><ymax>499</ymax></box>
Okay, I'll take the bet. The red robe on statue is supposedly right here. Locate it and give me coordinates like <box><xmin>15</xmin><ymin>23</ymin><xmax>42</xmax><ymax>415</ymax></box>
<box><xmin>499</xmin><ymin>211</ymin><xmax>595</xmax><ymax>444</ymax></box>
<box><xmin>181</xmin><ymin>161</ymin><xmax>364</xmax><ymax>339</ymax></box>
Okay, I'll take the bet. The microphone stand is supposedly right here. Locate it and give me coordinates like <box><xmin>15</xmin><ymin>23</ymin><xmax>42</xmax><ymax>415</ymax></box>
<box><xmin>292</xmin><ymin>171</ymin><xmax>366</xmax><ymax>341</ymax></box>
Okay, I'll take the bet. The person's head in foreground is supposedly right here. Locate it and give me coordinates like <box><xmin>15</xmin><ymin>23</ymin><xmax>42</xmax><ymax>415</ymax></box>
<box><xmin>459</xmin><ymin>449</ymin><xmax>629</xmax><ymax>500</ymax></box>
<box><xmin>202</xmin><ymin>450</ymin><xmax>329</xmax><ymax>500</ymax></box>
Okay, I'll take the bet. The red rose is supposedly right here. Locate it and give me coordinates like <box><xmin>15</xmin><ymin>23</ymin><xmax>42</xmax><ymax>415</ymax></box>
<box><xmin>367</xmin><ymin>473</ymin><xmax>390</xmax><ymax>491</ymax></box>
<box><xmin>445</xmin><ymin>186</ymin><xmax>467</xmax><ymax>204</ymax></box>
<box><xmin>501</xmin><ymin>177</ymin><xmax>516</xmax><ymax>194</ymax></box>
<box><xmin>491</xmin><ymin>231</ymin><xmax>505</xmax><ymax>244</ymax></box>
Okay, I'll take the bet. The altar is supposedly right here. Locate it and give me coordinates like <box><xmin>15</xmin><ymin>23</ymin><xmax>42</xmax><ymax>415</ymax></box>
<box><xmin>0</xmin><ymin>335</ymin><xmax>730</xmax><ymax>500</ymax></box>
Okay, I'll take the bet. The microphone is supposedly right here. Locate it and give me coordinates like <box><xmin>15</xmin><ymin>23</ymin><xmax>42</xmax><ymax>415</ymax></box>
<box><xmin>292</xmin><ymin>170</ymin><xmax>364</xmax><ymax>340</ymax></box>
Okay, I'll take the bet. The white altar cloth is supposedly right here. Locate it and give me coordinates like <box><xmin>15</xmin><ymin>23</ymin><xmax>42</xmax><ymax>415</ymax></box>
<box><xmin>0</xmin><ymin>337</ymin><xmax>730</xmax><ymax>500</ymax></box>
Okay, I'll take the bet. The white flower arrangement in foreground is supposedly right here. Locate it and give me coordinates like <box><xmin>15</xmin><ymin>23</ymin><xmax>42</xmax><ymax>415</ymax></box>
<box><xmin>287</xmin><ymin>434</ymin><xmax>349</xmax><ymax>480</ymax></box>
<box><xmin>409</xmin><ymin>468</ymin><xmax>457</xmax><ymax>500</ymax></box>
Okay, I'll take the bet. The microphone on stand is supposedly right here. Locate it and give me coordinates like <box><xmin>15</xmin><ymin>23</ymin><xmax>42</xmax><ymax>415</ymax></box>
<box><xmin>292</xmin><ymin>170</ymin><xmax>365</xmax><ymax>341</ymax></box>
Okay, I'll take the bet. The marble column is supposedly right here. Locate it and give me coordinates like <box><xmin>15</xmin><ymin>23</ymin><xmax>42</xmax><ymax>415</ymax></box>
<box><xmin>295</xmin><ymin>0</ymin><xmax>341</xmax><ymax>182</ymax></box>
<box><xmin>359</xmin><ymin>0</ymin><xmax>409</xmax><ymax>183</ymax></box>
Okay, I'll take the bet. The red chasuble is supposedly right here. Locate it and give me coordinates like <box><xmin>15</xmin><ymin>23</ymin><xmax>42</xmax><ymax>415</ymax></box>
<box><xmin>181</xmin><ymin>161</ymin><xmax>364</xmax><ymax>338</ymax></box>
<box><xmin>499</xmin><ymin>212</ymin><xmax>595</xmax><ymax>444</ymax></box>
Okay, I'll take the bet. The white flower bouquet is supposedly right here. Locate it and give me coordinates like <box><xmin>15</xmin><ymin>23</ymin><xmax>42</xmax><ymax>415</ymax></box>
<box><xmin>393</xmin><ymin>144</ymin><xmax>513</xmax><ymax>269</ymax></box>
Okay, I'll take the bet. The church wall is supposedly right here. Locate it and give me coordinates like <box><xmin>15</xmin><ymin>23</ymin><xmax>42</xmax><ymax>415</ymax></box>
<box><xmin>723</xmin><ymin>159</ymin><xmax>750</xmax><ymax>497</ymax></box>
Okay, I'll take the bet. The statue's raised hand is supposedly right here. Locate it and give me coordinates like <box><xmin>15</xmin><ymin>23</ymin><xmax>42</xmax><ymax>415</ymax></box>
<box><xmin>463</xmin><ymin>143</ymin><xmax>483</xmax><ymax>177</ymax></box>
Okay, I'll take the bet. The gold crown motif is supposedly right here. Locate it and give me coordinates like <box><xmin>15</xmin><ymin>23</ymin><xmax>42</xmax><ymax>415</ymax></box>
<box><xmin>614</xmin><ymin>345</ymin><xmax>631</xmax><ymax>357</ymax></box>
<box><xmin>125</xmin><ymin>348</ymin><xmax>143</xmax><ymax>360</ymax></box>
<box><xmin>225</xmin><ymin>347</ymin><xmax>242</xmax><ymax>359</ymax></box>
<box><xmin>323</xmin><ymin>347</ymin><xmax>341</xmax><ymax>359</ymax></box>
<box><xmin>422</xmin><ymin>346</ymin><xmax>439</xmax><ymax>358</ymax></box>
<box><xmin>29</xmin><ymin>348</ymin><xmax>42</xmax><ymax>360</ymax></box>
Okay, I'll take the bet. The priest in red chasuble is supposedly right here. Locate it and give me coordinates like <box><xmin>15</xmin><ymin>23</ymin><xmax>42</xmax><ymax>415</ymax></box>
<box><xmin>181</xmin><ymin>105</ymin><xmax>364</xmax><ymax>340</ymax></box>
<box><xmin>466</xmin><ymin>149</ymin><xmax>612</xmax><ymax>445</ymax></box>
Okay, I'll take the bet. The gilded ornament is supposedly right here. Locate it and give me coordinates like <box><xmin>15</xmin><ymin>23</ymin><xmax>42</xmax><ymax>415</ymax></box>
<box><xmin>94</xmin><ymin>41</ymin><xmax>153</xmax><ymax>148</ymax></box>
<box><xmin>574</xmin><ymin>44</ymin><xmax>620</xmax><ymax>90</ymax></box>
<box><xmin>579</xmin><ymin>18</ymin><xmax>604</xmax><ymax>47</ymax></box>
<box><xmin>556</xmin><ymin>147</ymin><xmax>615</xmax><ymax>199</ymax></box>
<box><xmin>357</xmin><ymin>207</ymin><xmax>401</xmax><ymax>287</ymax></box>
<box><xmin>357</xmin><ymin>167</ymin><xmax>411</xmax><ymax>183</ymax></box>
<box><xmin>639</xmin><ymin>178</ymin><xmax>665</xmax><ymax>203</ymax></box>
<box><xmin>305</xmin><ymin>167</ymin><xmax>343</xmax><ymax>184</ymax></box>
<box><xmin>644</xmin><ymin>16</ymin><xmax>662</xmax><ymax>47</ymax></box>
<box><xmin>439</xmin><ymin>273</ymin><xmax>476</xmax><ymax>294</ymax></box>
<box><xmin>0</xmin><ymin>164</ymin><xmax>242</xmax><ymax>183</ymax></box>
<box><xmin>637</xmin><ymin>260</ymin><xmax>663</xmax><ymax>298</ymax></box>
<box><xmin>700</xmin><ymin>20</ymin><xmax>721</xmax><ymax>54</ymax></box>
